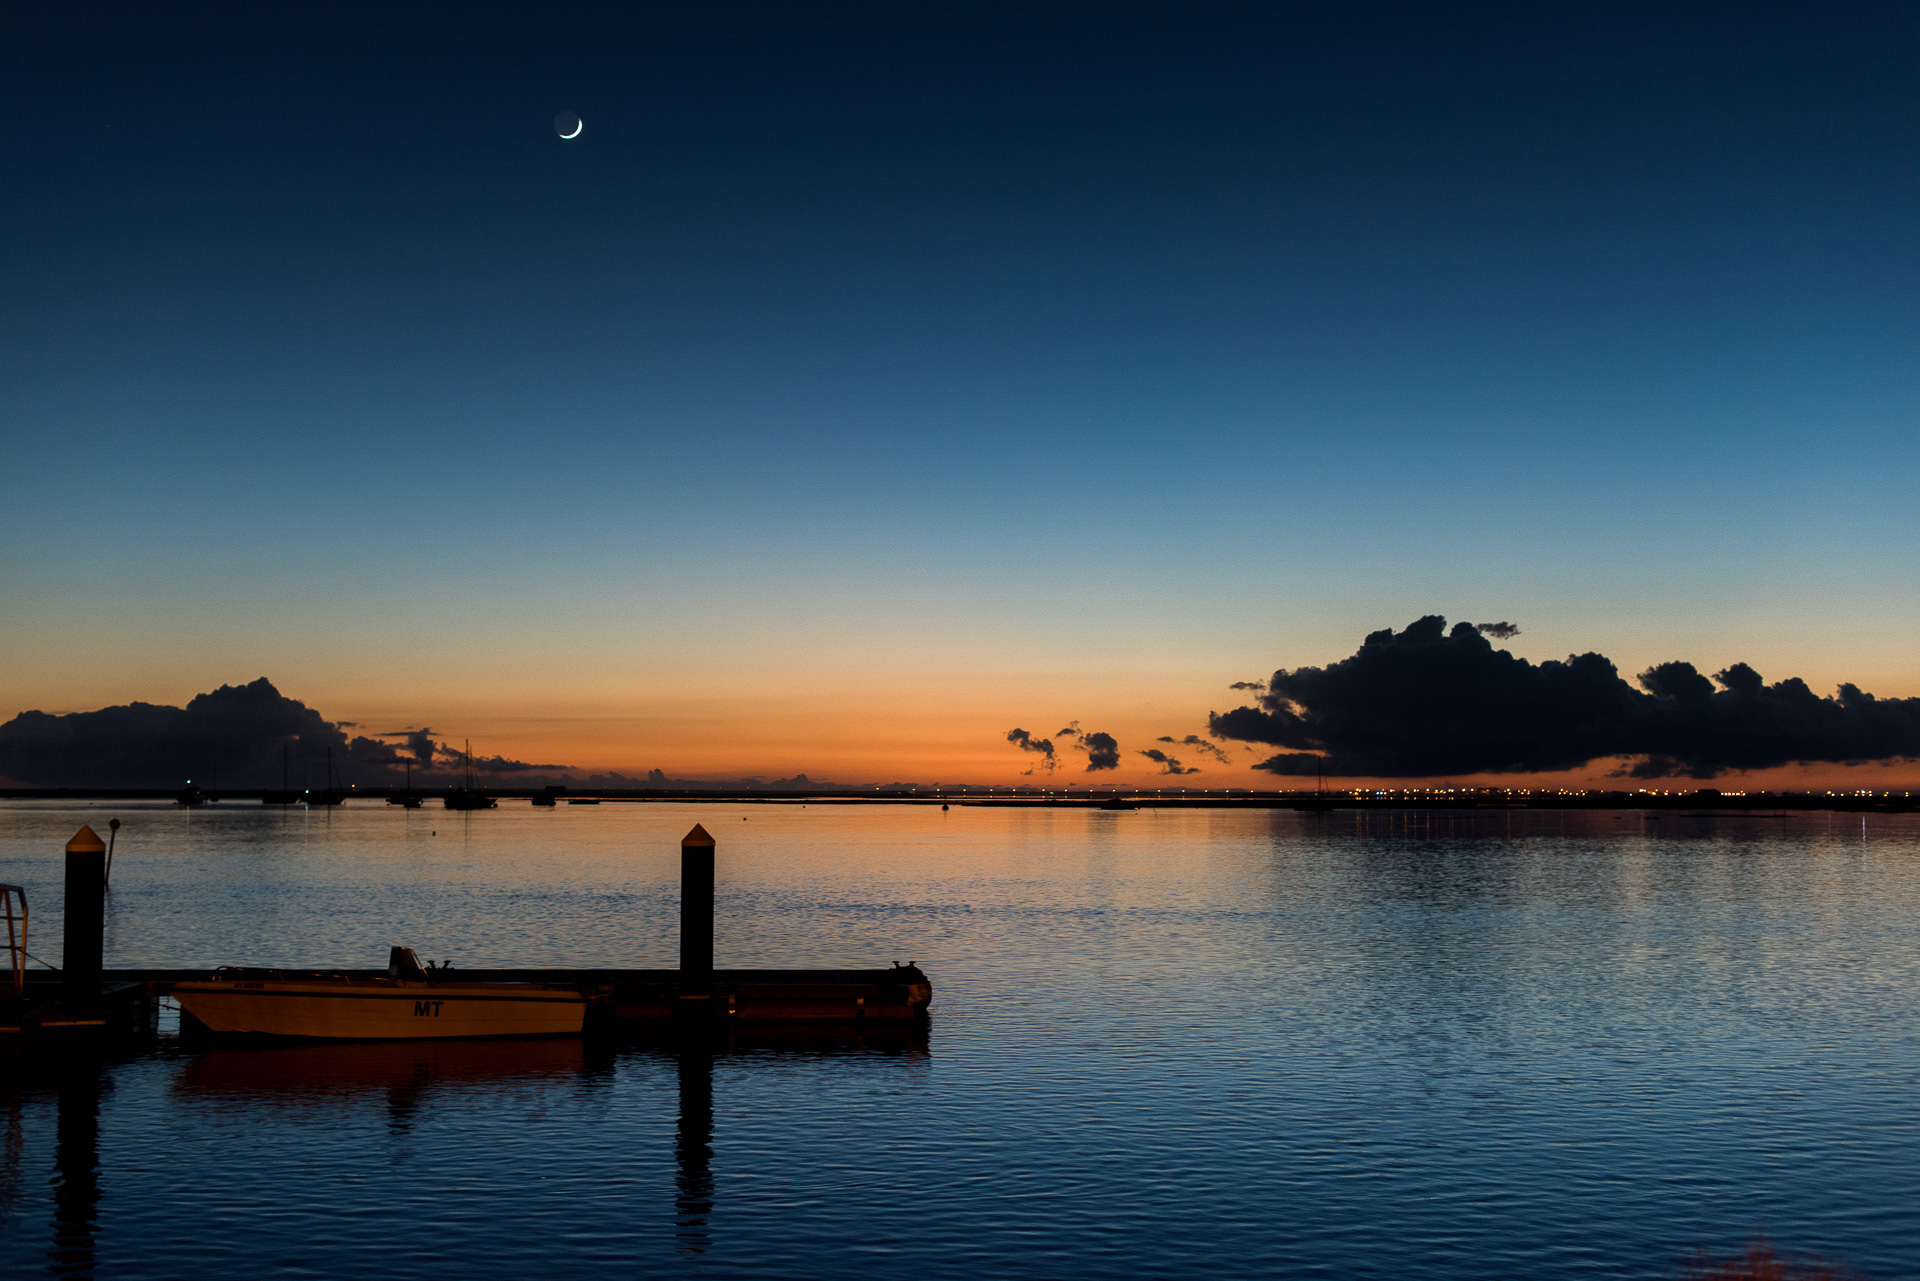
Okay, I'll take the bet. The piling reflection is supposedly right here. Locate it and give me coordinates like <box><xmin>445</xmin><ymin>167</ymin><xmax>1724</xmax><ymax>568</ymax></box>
<box><xmin>12</xmin><ymin>1024</ymin><xmax>927</xmax><ymax>1274</ymax></box>
<box><xmin>632</xmin><ymin>1023</ymin><xmax>931</xmax><ymax>1258</ymax></box>
<box><xmin>48</xmin><ymin>1060</ymin><xmax>102</xmax><ymax>1278</ymax></box>
<box><xmin>674</xmin><ymin>1043</ymin><xmax>713</xmax><ymax>1254</ymax></box>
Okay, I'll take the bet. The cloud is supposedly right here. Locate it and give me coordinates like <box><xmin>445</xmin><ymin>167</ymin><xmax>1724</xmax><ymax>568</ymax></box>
<box><xmin>1156</xmin><ymin>734</ymin><xmax>1231</xmax><ymax>765</ymax></box>
<box><xmin>1009</xmin><ymin>721</ymin><xmax>1115</xmax><ymax>773</ymax></box>
<box><xmin>1005</xmin><ymin>727</ymin><xmax>1058</xmax><ymax>774</ymax></box>
<box><xmin>1229</xmin><ymin>680</ymin><xmax>1268</xmax><ymax>695</ymax></box>
<box><xmin>0</xmin><ymin>679</ymin><xmax>579</xmax><ymax>787</ymax></box>
<box><xmin>379</xmin><ymin>728</ymin><xmax>438</xmax><ymax>765</ymax></box>
<box><xmin>580</xmin><ymin>769</ymin><xmax>858</xmax><ymax>791</ymax></box>
<box><xmin>437</xmin><ymin>741</ymin><xmax>569</xmax><ymax>776</ymax></box>
<box><xmin>1475</xmin><ymin>621</ymin><xmax>1521</xmax><ymax>640</ymax></box>
<box><xmin>345</xmin><ymin>735</ymin><xmax>408</xmax><ymax>766</ymax></box>
<box><xmin>1208</xmin><ymin>615</ymin><xmax>1920</xmax><ymax>780</ymax></box>
<box><xmin>1139</xmin><ymin>748</ymin><xmax>1200</xmax><ymax>775</ymax></box>
<box><xmin>0</xmin><ymin>679</ymin><xmax>390</xmax><ymax>787</ymax></box>
<box><xmin>1079</xmin><ymin>731</ymin><xmax>1120</xmax><ymax>771</ymax></box>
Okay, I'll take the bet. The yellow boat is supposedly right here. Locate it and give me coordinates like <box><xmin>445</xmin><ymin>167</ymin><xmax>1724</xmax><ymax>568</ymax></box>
<box><xmin>172</xmin><ymin>948</ymin><xmax>586</xmax><ymax>1041</ymax></box>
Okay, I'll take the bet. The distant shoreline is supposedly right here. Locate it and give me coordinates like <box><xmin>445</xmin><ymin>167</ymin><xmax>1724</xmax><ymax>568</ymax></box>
<box><xmin>1</xmin><ymin>787</ymin><xmax>1912</xmax><ymax>813</ymax></box>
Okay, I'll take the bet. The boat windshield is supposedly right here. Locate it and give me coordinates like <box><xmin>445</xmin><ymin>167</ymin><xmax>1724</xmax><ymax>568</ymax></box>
<box><xmin>387</xmin><ymin>946</ymin><xmax>429</xmax><ymax>980</ymax></box>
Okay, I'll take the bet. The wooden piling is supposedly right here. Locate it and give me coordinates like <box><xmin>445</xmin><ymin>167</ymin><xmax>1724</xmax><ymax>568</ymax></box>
<box><xmin>680</xmin><ymin>824</ymin><xmax>716</xmax><ymax>984</ymax></box>
<box><xmin>62</xmin><ymin>826</ymin><xmax>107</xmax><ymax>1008</ymax></box>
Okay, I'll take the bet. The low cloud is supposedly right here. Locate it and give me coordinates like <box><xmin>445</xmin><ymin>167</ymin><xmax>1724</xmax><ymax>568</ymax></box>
<box><xmin>438</xmin><ymin>741</ymin><xmax>570</xmax><ymax>777</ymax></box>
<box><xmin>1079</xmin><ymin>731</ymin><xmax>1120</xmax><ymax>771</ymax></box>
<box><xmin>578</xmin><ymin>769</ymin><xmax>857</xmax><ymax>791</ymax></box>
<box><xmin>0</xmin><ymin>679</ymin><xmax>579</xmax><ymax>788</ymax></box>
<box><xmin>379</xmin><ymin>728</ymin><xmax>438</xmax><ymax>765</ymax></box>
<box><xmin>1007</xmin><ymin>722</ymin><xmax>1115</xmax><ymax>772</ymax></box>
<box><xmin>1005</xmin><ymin>727</ymin><xmax>1058</xmax><ymax>774</ymax></box>
<box><xmin>1156</xmin><ymin>734</ymin><xmax>1231</xmax><ymax>765</ymax></box>
<box><xmin>1209</xmin><ymin>614</ymin><xmax>1920</xmax><ymax>780</ymax></box>
<box><xmin>1475</xmin><ymin>621</ymin><xmax>1521</xmax><ymax>640</ymax></box>
<box><xmin>1139</xmin><ymin>748</ymin><xmax>1200</xmax><ymax>775</ymax></box>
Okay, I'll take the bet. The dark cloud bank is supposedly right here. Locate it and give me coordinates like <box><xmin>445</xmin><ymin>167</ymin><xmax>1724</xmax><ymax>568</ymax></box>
<box><xmin>1210</xmin><ymin>616</ymin><xmax>1920</xmax><ymax>780</ymax></box>
<box><xmin>0</xmin><ymin>680</ymin><xmax>897</xmax><ymax>792</ymax></box>
<box><xmin>0</xmin><ymin>679</ymin><xmax>565</xmax><ymax>788</ymax></box>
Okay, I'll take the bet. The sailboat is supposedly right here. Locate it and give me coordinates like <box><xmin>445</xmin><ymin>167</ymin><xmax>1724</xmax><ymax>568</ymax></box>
<box><xmin>1297</xmin><ymin>756</ymin><xmax>1335</xmax><ymax>812</ymax></box>
<box><xmin>306</xmin><ymin>746</ymin><xmax>346</xmax><ymax>806</ymax></box>
<box><xmin>443</xmin><ymin>740</ymin><xmax>496</xmax><ymax>811</ymax></box>
<box><xmin>263</xmin><ymin>743</ymin><xmax>298</xmax><ymax>805</ymax></box>
<box><xmin>387</xmin><ymin>761</ymin><xmax>423</xmax><ymax>808</ymax></box>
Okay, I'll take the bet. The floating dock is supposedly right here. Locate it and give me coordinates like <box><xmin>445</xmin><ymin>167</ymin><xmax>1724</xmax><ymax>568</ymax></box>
<box><xmin>1</xmin><ymin>823</ymin><xmax>931</xmax><ymax>1047</ymax></box>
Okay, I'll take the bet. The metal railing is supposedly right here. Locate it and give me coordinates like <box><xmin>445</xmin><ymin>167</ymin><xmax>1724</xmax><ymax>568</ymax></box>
<box><xmin>0</xmin><ymin>885</ymin><xmax>25</xmax><ymax>998</ymax></box>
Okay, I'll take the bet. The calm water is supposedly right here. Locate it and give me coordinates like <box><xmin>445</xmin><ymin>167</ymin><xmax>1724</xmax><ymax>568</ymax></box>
<box><xmin>1</xmin><ymin>799</ymin><xmax>1916</xmax><ymax>1279</ymax></box>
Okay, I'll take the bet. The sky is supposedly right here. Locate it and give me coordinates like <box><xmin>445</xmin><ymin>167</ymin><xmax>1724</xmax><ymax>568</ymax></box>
<box><xmin>3</xmin><ymin>2</ymin><xmax>1917</xmax><ymax>788</ymax></box>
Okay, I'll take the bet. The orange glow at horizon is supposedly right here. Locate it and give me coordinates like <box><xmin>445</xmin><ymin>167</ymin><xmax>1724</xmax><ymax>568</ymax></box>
<box><xmin>6</xmin><ymin>635</ymin><xmax>1918</xmax><ymax>794</ymax></box>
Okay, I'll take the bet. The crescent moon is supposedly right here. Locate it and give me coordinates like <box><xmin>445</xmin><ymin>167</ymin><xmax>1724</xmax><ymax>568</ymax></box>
<box><xmin>554</xmin><ymin>111</ymin><xmax>583</xmax><ymax>140</ymax></box>
<box><xmin>560</xmin><ymin>119</ymin><xmax>582</xmax><ymax>139</ymax></box>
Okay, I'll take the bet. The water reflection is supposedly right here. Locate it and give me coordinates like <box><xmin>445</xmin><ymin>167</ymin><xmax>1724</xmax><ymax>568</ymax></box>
<box><xmin>7</xmin><ymin>800</ymin><xmax>1910</xmax><ymax>1280</ymax></box>
<box><xmin>176</xmin><ymin>1038</ymin><xmax>598</xmax><ymax>1135</ymax></box>
<box><xmin>0</xmin><ymin>1088</ymin><xmax>20</xmax><ymax>1214</ymax></box>
<box><xmin>637</xmin><ymin>1026</ymin><xmax>931</xmax><ymax>1257</ymax></box>
<box><xmin>161</xmin><ymin>1026</ymin><xmax>927</xmax><ymax>1261</ymax></box>
<box><xmin>674</xmin><ymin>1043</ymin><xmax>713</xmax><ymax>1254</ymax></box>
<box><xmin>48</xmin><ymin>1059</ymin><xmax>102</xmax><ymax>1278</ymax></box>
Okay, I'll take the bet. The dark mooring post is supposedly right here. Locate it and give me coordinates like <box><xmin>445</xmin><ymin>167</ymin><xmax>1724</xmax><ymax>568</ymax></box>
<box><xmin>62</xmin><ymin>825</ymin><xmax>107</xmax><ymax>1009</ymax></box>
<box><xmin>680</xmin><ymin>823</ymin><xmax>716</xmax><ymax>984</ymax></box>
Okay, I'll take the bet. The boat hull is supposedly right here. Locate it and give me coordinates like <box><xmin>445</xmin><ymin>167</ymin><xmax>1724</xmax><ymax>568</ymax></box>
<box><xmin>173</xmin><ymin>979</ymin><xmax>585</xmax><ymax>1040</ymax></box>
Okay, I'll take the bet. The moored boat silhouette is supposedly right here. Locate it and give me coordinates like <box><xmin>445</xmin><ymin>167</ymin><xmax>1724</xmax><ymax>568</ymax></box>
<box><xmin>172</xmin><ymin>948</ymin><xmax>585</xmax><ymax>1040</ymax></box>
<box><xmin>441</xmin><ymin>739</ymin><xmax>496</xmax><ymax>809</ymax></box>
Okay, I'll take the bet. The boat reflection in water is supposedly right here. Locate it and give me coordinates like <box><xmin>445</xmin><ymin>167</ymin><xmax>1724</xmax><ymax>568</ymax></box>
<box><xmin>175</xmin><ymin>1036</ymin><xmax>598</xmax><ymax>1132</ymax></box>
<box><xmin>170</xmin><ymin>1024</ymin><xmax>927</xmax><ymax>1256</ymax></box>
<box><xmin>7</xmin><ymin>1028</ymin><xmax>928</xmax><ymax>1271</ymax></box>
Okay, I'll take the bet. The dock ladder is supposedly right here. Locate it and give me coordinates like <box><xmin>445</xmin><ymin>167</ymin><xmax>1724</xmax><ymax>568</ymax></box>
<box><xmin>0</xmin><ymin>885</ymin><xmax>25</xmax><ymax>997</ymax></box>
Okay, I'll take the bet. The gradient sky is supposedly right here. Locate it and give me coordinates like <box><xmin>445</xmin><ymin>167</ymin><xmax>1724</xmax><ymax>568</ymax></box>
<box><xmin>4</xmin><ymin>2</ymin><xmax>1917</xmax><ymax>786</ymax></box>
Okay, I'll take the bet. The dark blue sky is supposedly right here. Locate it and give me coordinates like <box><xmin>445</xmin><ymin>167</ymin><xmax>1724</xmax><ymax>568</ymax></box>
<box><xmin>4</xmin><ymin>2</ymin><xmax>1917</xmax><ymax>778</ymax></box>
